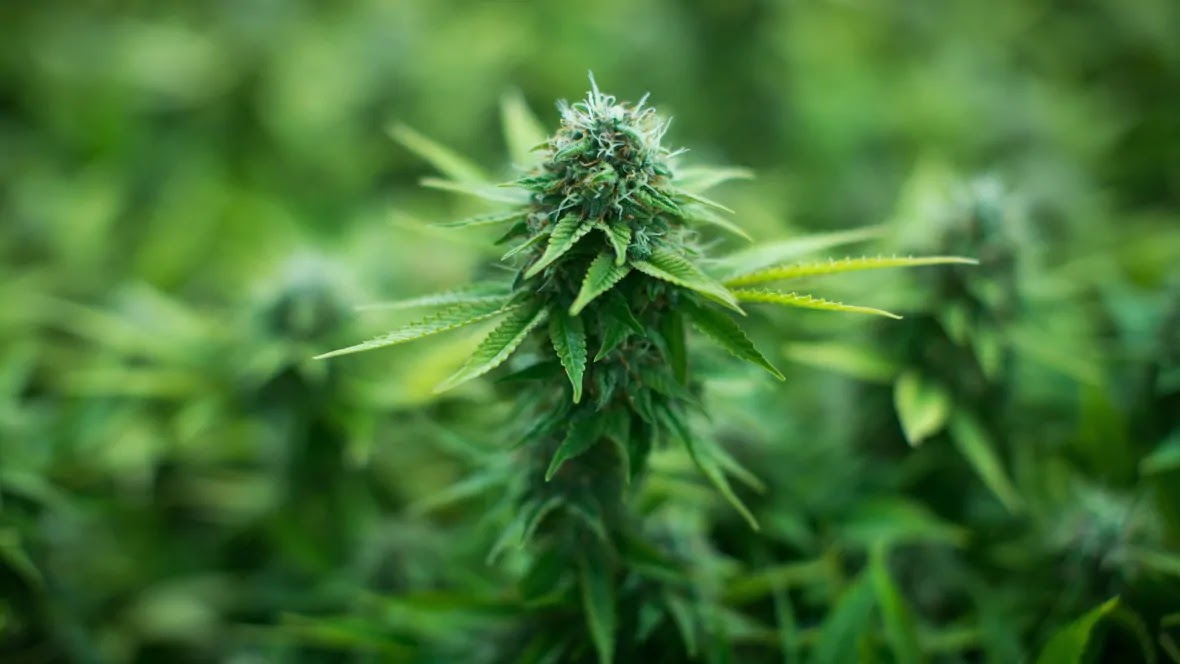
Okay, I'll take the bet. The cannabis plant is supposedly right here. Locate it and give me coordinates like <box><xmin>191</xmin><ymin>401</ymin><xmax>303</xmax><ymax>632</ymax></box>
<box><xmin>318</xmin><ymin>77</ymin><xmax>972</xmax><ymax>662</ymax></box>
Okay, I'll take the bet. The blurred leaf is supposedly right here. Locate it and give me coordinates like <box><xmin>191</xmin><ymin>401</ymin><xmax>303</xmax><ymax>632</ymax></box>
<box><xmin>578</xmin><ymin>548</ymin><xmax>617</xmax><ymax>664</ymax></box>
<box><xmin>1034</xmin><ymin>597</ymin><xmax>1118</xmax><ymax>664</ymax></box>
<box><xmin>724</xmin><ymin>255</ymin><xmax>976</xmax><ymax>288</ymax></box>
<box><xmin>390</xmin><ymin>122</ymin><xmax>488</xmax><ymax>184</ymax></box>
<box><xmin>1141</xmin><ymin>430</ymin><xmax>1180</xmax><ymax>475</ymax></box>
<box><xmin>316</xmin><ymin>298</ymin><xmax>515</xmax><ymax>359</ymax></box>
<box><xmin>870</xmin><ymin>545</ymin><xmax>924</xmax><ymax>664</ymax></box>
<box><xmin>500</xmin><ymin>90</ymin><xmax>548</xmax><ymax>169</ymax></box>
<box><xmin>949</xmin><ymin>412</ymin><xmax>1023</xmax><ymax>514</ymax></box>
<box><xmin>716</xmin><ymin>226</ymin><xmax>884</xmax><ymax>276</ymax></box>
<box><xmin>893</xmin><ymin>371</ymin><xmax>952</xmax><ymax>446</ymax></box>
<box><xmin>784</xmin><ymin>341</ymin><xmax>900</xmax><ymax>384</ymax></box>
<box><xmin>809</xmin><ymin>572</ymin><xmax>876</xmax><ymax>664</ymax></box>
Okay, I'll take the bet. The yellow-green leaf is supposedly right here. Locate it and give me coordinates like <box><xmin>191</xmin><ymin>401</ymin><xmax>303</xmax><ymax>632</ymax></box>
<box><xmin>724</xmin><ymin>255</ymin><xmax>978</xmax><ymax>287</ymax></box>
<box><xmin>389</xmin><ymin>123</ymin><xmax>488</xmax><ymax>184</ymax></box>
<box><xmin>733</xmin><ymin>289</ymin><xmax>901</xmax><ymax>319</ymax></box>
<box><xmin>315</xmin><ymin>298</ymin><xmax>515</xmax><ymax>360</ymax></box>
<box><xmin>893</xmin><ymin>371</ymin><xmax>952</xmax><ymax>445</ymax></box>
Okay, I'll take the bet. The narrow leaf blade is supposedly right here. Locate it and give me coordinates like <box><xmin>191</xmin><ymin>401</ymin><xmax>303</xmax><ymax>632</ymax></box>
<box><xmin>500</xmin><ymin>90</ymin><xmax>548</xmax><ymax>168</ymax></box>
<box><xmin>571</xmin><ymin>254</ymin><xmax>632</xmax><ymax>315</ymax></box>
<box><xmin>434</xmin><ymin>304</ymin><xmax>548</xmax><ymax>393</ymax></box>
<box><xmin>389</xmin><ymin>123</ymin><xmax>488</xmax><ymax>183</ymax></box>
<box><xmin>683</xmin><ymin>300</ymin><xmax>783</xmax><ymax>380</ymax></box>
<box><xmin>315</xmin><ymin>299</ymin><xmax>514</xmax><ymax>360</ymax></box>
<box><xmin>724</xmin><ymin>255</ymin><xmax>978</xmax><ymax>287</ymax></box>
<box><xmin>1034</xmin><ymin>597</ymin><xmax>1119</xmax><ymax>664</ymax></box>
<box><xmin>733</xmin><ymin>289</ymin><xmax>902</xmax><ymax>319</ymax></box>
<box><xmin>632</xmin><ymin>247</ymin><xmax>743</xmax><ymax>314</ymax></box>
<box><xmin>526</xmin><ymin>217</ymin><xmax>594</xmax><ymax>278</ymax></box>
<box><xmin>948</xmin><ymin>412</ymin><xmax>1023</xmax><ymax>514</ymax></box>
<box><xmin>549</xmin><ymin>309</ymin><xmax>588</xmax><ymax>403</ymax></box>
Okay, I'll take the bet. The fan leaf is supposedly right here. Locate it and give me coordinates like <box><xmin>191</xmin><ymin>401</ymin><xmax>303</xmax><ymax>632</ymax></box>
<box><xmin>733</xmin><ymin>289</ymin><xmax>901</xmax><ymax>319</ymax></box>
<box><xmin>595</xmin><ymin>221</ymin><xmax>632</xmax><ymax>265</ymax></box>
<box><xmin>526</xmin><ymin>216</ymin><xmax>595</xmax><ymax>278</ymax></box>
<box><xmin>724</xmin><ymin>255</ymin><xmax>978</xmax><ymax>287</ymax></box>
<box><xmin>500</xmin><ymin>90</ymin><xmax>548</xmax><ymax>168</ymax></box>
<box><xmin>632</xmin><ymin>247</ymin><xmax>743</xmax><ymax>314</ymax></box>
<box><xmin>549</xmin><ymin>308</ymin><xmax>588</xmax><ymax>403</ymax></box>
<box><xmin>314</xmin><ymin>298</ymin><xmax>515</xmax><ymax>360</ymax></box>
<box><xmin>571</xmin><ymin>254</ymin><xmax>632</xmax><ymax>315</ymax></box>
<box><xmin>683</xmin><ymin>300</ymin><xmax>783</xmax><ymax>380</ymax></box>
<box><xmin>434</xmin><ymin>303</ymin><xmax>548</xmax><ymax>393</ymax></box>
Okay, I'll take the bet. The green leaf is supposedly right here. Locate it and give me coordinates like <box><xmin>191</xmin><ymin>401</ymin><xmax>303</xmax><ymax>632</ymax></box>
<box><xmin>500</xmin><ymin>90</ymin><xmax>548</xmax><ymax>168</ymax></box>
<box><xmin>420</xmin><ymin>177</ymin><xmax>530</xmax><ymax>204</ymax></box>
<box><xmin>595</xmin><ymin>293</ymin><xmax>642</xmax><ymax>361</ymax></box>
<box><xmin>948</xmin><ymin>412</ymin><xmax>1023</xmax><ymax>514</ymax></box>
<box><xmin>682</xmin><ymin>205</ymin><xmax>752</xmax><ymax>241</ymax></box>
<box><xmin>664</xmin><ymin>593</ymin><xmax>699</xmax><ymax>657</ymax></box>
<box><xmin>733</xmin><ymin>289</ymin><xmax>901</xmax><ymax>319</ymax></box>
<box><xmin>571</xmin><ymin>253</ymin><xmax>632</xmax><ymax>315</ymax></box>
<box><xmin>355</xmin><ymin>283</ymin><xmax>510</xmax><ymax>311</ymax></box>
<box><xmin>389</xmin><ymin>122</ymin><xmax>488</xmax><ymax>183</ymax></box>
<box><xmin>549</xmin><ymin>309</ymin><xmax>588</xmax><ymax>403</ymax></box>
<box><xmin>810</xmin><ymin>572</ymin><xmax>876</xmax><ymax>664</ymax></box>
<box><xmin>503</xmin><ymin>232</ymin><xmax>548</xmax><ymax>260</ymax></box>
<box><xmin>595</xmin><ymin>221</ymin><xmax>632</xmax><ymax>265</ymax></box>
<box><xmin>673</xmin><ymin>187</ymin><xmax>734</xmax><ymax>213</ymax></box>
<box><xmin>893</xmin><ymin>371</ymin><xmax>952</xmax><ymax>445</ymax></box>
<box><xmin>546</xmin><ymin>416</ymin><xmax>605</xmax><ymax>481</ymax></box>
<box><xmin>578</xmin><ymin>549</ymin><xmax>617</xmax><ymax>664</ymax></box>
<box><xmin>632</xmin><ymin>247</ymin><xmax>743</xmax><ymax>314</ymax></box>
<box><xmin>661</xmin><ymin>310</ymin><xmax>689</xmax><ymax>384</ymax></box>
<box><xmin>870</xmin><ymin>545</ymin><xmax>924</xmax><ymax>664</ymax></box>
<box><xmin>724</xmin><ymin>255</ymin><xmax>978</xmax><ymax>287</ymax></box>
<box><xmin>434</xmin><ymin>304</ymin><xmax>548</xmax><ymax>393</ymax></box>
<box><xmin>1141</xmin><ymin>430</ymin><xmax>1180</xmax><ymax>475</ymax></box>
<box><xmin>315</xmin><ymin>298</ymin><xmax>515</xmax><ymax>359</ymax></box>
<box><xmin>783</xmin><ymin>341</ymin><xmax>900</xmax><ymax>384</ymax></box>
<box><xmin>436</xmin><ymin>209</ymin><xmax>529</xmax><ymax>229</ymax></box>
<box><xmin>674</xmin><ymin>416</ymin><xmax>760</xmax><ymax>530</ymax></box>
<box><xmin>682</xmin><ymin>300</ymin><xmax>783</xmax><ymax>380</ymax></box>
<box><xmin>526</xmin><ymin>216</ymin><xmax>595</xmax><ymax>278</ymax></box>
<box><xmin>674</xmin><ymin>166</ymin><xmax>754</xmax><ymax>193</ymax></box>
<box><xmin>1034</xmin><ymin>597</ymin><xmax>1119</xmax><ymax>664</ymax></box>
<box><xmin>716</xmin><ymin>226</ymin><xmax>884</xmax><ymax>277</ymax></box>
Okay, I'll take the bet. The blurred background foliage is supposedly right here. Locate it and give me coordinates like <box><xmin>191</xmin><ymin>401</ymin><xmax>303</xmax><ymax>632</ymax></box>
<box><xmin>2</xmin><ymin>0</ymin><xmax>1179</xmax><ymax>662</ymax></box>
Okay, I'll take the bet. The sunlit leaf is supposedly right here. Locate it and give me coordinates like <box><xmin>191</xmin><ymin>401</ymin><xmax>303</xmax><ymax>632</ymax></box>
<box><xmin>724</xmin><ymin>255</ymin><xmax>977</xmax><ymax>287</ymax></box>
<box><xmin>733</xmin><ymin>289</ymin><xmax>901</xmax><ymax>319</ymax></box>
<box><xmin>893</xmin><ymin>371</ymin><xmax>952</xmax><ymax>445</ymax></box>
<box><xmin>500</xmin><ymin>90</ymin><xmax>548</xmax><ymax>168</ymax></box>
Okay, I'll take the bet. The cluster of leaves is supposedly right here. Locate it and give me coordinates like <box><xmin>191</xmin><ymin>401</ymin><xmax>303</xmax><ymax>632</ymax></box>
<box><xmin>315</xmin><ymin>79</ymin><xmax>974</xmax><ymax>662</ymax></box>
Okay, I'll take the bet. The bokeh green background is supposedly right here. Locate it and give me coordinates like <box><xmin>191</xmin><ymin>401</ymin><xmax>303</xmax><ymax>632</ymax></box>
<box><xmin>2</xmin><ymin>0</ymin><xmax>1179</xmax><ymax>662</ymax></box>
